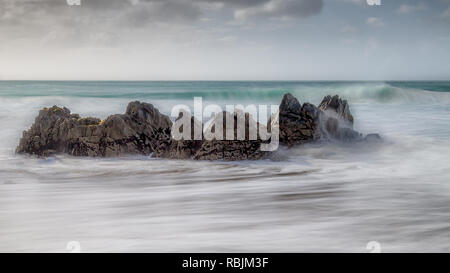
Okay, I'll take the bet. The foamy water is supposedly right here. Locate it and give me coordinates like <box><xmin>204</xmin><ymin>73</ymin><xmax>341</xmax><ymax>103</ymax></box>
<box><xmin>1</xmin><ymin>81</ymin><xmax>450</xmax><ymax>252</ymax></box>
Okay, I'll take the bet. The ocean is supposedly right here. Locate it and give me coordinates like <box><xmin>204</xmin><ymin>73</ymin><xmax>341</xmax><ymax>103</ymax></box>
<box><xmin>1</xmin><ymin>81</ymin><xmax>450</xmax><ymax>252</ymax></box>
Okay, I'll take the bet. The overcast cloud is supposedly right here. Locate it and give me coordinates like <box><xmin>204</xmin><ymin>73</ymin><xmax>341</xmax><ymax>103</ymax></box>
<box><xmin>1</xmin><ymin>0</ymin><xmax>450</xmax><ymax>80</ymax></box>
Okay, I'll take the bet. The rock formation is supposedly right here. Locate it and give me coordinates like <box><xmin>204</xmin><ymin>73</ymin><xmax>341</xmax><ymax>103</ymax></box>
<box><xmin>16</xmin><ymin>93</ymin><xmax>380</xmax><ymax>160</ymax></box>
<box><xmin>193</xmin><ymin>111</ymin><xmax>268</xmax><ymax>161</ymax></box>
<box><xmin>16</xmin><ymin>101</ymin><xmax>172</xmax><ymax>157</ymax></box>
<box><xmin>153</xmin><ymin>110</ymin><xmax>203</xmax><ymax>159</ymax></box>
<box><xmin>272</xmin><ymin>93</ymin><xmax>365</xmax><ymax>146</ymax></box>
<box><xmin>273</xmin><ymin>93</ymin><xmax>321</xmax><ymax>146</ymax></box>
<box><xmin>319</xmin><ymin>95</ymin><xmax>354</xmax><ymax>126</ymax></box>
<box><xmin>318</xmin><ymin>95</ymin><xmax>363</xmax><ymax>142</ymax></box>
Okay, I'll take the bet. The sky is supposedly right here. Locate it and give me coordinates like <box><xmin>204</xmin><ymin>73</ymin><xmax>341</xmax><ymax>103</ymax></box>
<box><xmin>1</xmin><ymin>0</ymin><xmax>450</xmax><ymax>80</ymax></box>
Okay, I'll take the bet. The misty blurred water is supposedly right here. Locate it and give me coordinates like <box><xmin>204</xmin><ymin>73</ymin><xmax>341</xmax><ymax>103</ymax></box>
<box><xmin>1</xmin><ymin>81</ymin><xmax>450</xmax><ymax>252</ymax></box>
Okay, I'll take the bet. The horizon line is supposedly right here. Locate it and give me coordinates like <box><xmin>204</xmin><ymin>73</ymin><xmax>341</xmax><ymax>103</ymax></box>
<box><xmin>1</xmin><ymin>79</ymin><xmax>450</xmax><ymax>82</ymax></box>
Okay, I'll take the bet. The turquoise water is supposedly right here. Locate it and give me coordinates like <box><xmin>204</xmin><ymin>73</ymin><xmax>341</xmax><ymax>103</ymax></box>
<box><xmin>1</xmin><ymin>81</ymin><xmax>450</xmax><ymax>252</ymax></box>
<box><xmin>0</xmin><ymin>81</ymin><xmax>449</xmax><ymax>103</ymax></box>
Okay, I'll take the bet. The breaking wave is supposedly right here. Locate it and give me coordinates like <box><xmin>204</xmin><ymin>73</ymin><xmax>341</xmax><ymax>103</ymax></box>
<box><xmin>1</xmin><ymin>81</ymin><xmax>450</xmax><ymax>105</ymax></box>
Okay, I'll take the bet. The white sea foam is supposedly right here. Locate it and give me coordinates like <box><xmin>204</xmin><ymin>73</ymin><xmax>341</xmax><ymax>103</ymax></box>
<box><xmin>1</xmin><ymin>82</ymin><xmax>450</xmax><ymax>252</ymax></box>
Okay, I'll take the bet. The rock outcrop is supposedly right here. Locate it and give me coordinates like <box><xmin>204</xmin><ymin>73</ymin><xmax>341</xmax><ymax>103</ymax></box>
<box><xmin>273</xmin><ymin>93</ymin><xmax>321</xmax><ymax>146</ymax></box>
<box><xmin>16</xmin><ymin>101</ymin><xmax>172</xmax><ymax>157</ymax></box>
<box><xmin>153</xmin><ymin>110</ymin><xmax>204</xmax><ymax>159</ymax></box>
<box><xmin>319</xmin><ymin>95</ymin><xmax>354</xmax><ymax>126</ymax></box>
<box><xmin>270</xmin><ymin>93</ymin><xmax>370</xmax><ymax>145</ymax></box>
<box><xmin>193</xmin><ymin>111</ymin><xmax>268</xmax><ymax>161</ymax></box>
<box><xmin>16</xmin><ymin>93</ymin><xmax>380</xmax><ymax>160</ymax></box>
<box><xmin>318</xmin><ymin>95</ymin><xmax>362</xmax><ymax>142</ymax></box>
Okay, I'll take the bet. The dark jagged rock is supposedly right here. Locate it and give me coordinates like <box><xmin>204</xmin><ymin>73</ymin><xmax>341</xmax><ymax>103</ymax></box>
<box><xmin>274</xmin><ymin>93</ymin><xmax>368</xmax><ymax>144</ymax></box>
<box><xmin>279</xmin><ymin>93</ymin><xmax>302</xmax><ymax>116</ymax></box>
<box><xmin>126</xmin><ymin>101</ymin><xmax>172</xmax><ymax>130</ymax></box>
<box><xmin>194</xmin><ymin>140</ymin><xmax>265</xmax><ymax>161</ymax></box>
<box><xmin>153</xmin><ymin>110</ymin><xmax>204</xmax><ymax>159</ymax></box>
<box><xmin>16</xmin><ymin>101</ymin><xmax>172</xmax><ymax>157</ymax></box>
<box><xmin>274</xmin><ymin>93</ymin><xmax>321</xmax><ymax>146</ymax></box>
<box><xmin>319</xmin><ymin>95</ymin><xmax>354</xmax><ymax>126</ymax></box>
<box><xmin>321</xmin><ymin>115</ymin><xmax>362</xmax><ymax>142</ymax></box>
<box><xmin>193</xmin><ymin>111</ymin><xmax>268</xmax><ymax>161</ymax></box>
<box><xmin>317</xmin><ymin>95</ymin><xmax>363</xmax><ymax>142</ymax></box>
<box><xmin>17</xmin><ymin>93</ymin><xmax>380</xmax><ymax>161</ymax></box>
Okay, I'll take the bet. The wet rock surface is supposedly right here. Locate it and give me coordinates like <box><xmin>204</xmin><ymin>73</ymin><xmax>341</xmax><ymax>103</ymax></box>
<box><xmin>319</xmin><ymin>95</ymin><xmax>354</xmax><ymax>126</ymax></box>
<box><xmin>16</xmin><ymin>101</ymin><xmax>172</xmax><ymax>157</ymax></box>
<box><xmin>193</xmin><ymin>111</ymin><xmax>268</xmax><ymax>161</ymax></box>
<box><xmin>17</xmin><ymin>93</ymin><xmax>380</xmax><ymax>160</ymax></box>
<box><xmin>274</xmin><ymin>93</ymin><xmax>321</xmax><ymax>146</ymax></box>
<box><xmin>317</xmin><ymin>95</ymin><xmax>364</xmax><ymax>142</ymax></box>
<box><xmin>153</xmin><ymin>110</ymin><xmax>204</xmax><ymax>160</ymax></box>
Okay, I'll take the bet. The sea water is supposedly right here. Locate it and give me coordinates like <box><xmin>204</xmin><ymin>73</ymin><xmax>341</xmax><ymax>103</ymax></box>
<box><xmin>1</xmin><ymin>81</ymin><xmax>450</xmax><ymax>252</ymax></box>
